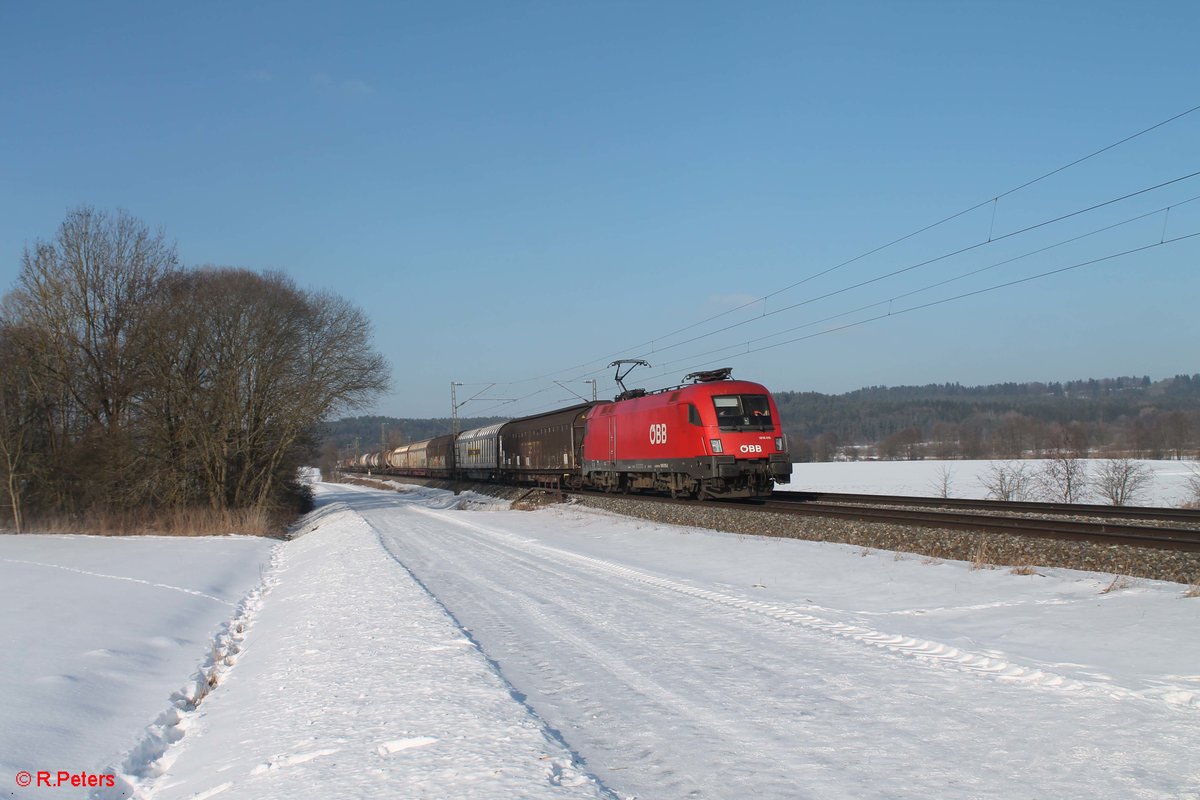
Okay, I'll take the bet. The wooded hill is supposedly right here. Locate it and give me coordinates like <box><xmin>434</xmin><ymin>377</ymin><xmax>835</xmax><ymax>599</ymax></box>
<box><xmin>775</xmin><ymin>374</ymin><xmax>1200</xmax><ymax>461</ymax></box>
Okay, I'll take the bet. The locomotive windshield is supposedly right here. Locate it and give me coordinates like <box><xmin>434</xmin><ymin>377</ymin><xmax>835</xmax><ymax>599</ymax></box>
<box><xmin>712</xmin><ymin>394</ymin><xmax>773</xmax><ymax>431</ymax></box>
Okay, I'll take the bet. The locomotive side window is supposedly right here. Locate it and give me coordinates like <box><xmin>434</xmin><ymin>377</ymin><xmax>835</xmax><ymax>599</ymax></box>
<box><xmin>687</xmin><ymin>403</ymin><xmax>702</xmax><ymax>425</ymax></box>
<box><xmin>713</xmin><ymin>395</ymin><xmax>772</xmax><ymax>431</ymax></box>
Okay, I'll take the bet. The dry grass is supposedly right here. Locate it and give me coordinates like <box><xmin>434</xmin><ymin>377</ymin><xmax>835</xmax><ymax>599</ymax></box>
<box><xmin>1009</xmin><ymin>564</ymin><xmax>1041</xmax><ymax>576</ymax></box>
<box><xmin>17</xmin><ymin>506</ymin><xmax>283</xmax><ymax>538</ymax></box>
<box><xmin>1100</xmin><ymin>575</ymin><xmax>1132</xmax><ymax>594</ymax></box>
<box><xmin>970</xmin><ymin>542</ymin><xmax>993</xmax><ymax>571</ymax></box>
<box><xmin>1184</xmin><ymin>583</ymin><xmax>1200</xmax><ymax>598</ymax></box>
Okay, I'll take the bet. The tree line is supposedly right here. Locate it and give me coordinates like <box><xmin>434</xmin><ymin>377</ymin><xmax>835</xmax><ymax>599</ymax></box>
<box><xmin>775</xmin><ymin>377</ymin><xmax>1200</xmax><ymax>461</ymax></box>
<box><xmin>0</xmin><ymin>207</ymin><xmax>389</xmax><ymax>533</ymax></box>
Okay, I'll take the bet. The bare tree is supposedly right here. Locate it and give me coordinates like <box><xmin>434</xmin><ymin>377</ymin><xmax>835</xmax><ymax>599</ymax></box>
<box><xmin>928</xmin><ymin>463</ymin><xmax>954</xmax><ymax>498</ymax></box>
<box><xmin>1036</xmin><ymin>452</ymin><xmax>1091</xmax><ymax>503</ymax></box>
<box><xmin>1092</xmin><ymin>458</ymin><xmax>1152</xmax><ymax>506</ymax></box>
<box><xmin>959</xmin><ymin>417</ymin><xmax>986</xmax><ymax>460</ymax></box>
<box><xmin>142</xmin><ymin>268</ymin><xmax>389</xmax><ymax>512</ymax></box>
<box><xmin>9</xmin><ymin>207</ymin><xmax>177</xmax><ymax>434</ymax></box>
<box><xmin>1182</xmin><ymin>464</ymin><xmax>1200</xmax><ymax>508</ymax></box>
<box><xmin>812</xmin><ymin>432</ymin><xmax>839</xmax><ymax>462</ymax></box>
<box><xmin>1</xmin><ymin>208</ymin><xmax>388</xmax><ymax>529</ymax></box>
<box><xmin>3</xmin><ymin>207</ymin><xmax>179</xmax><ymax>512</ymax></box>
<box><xmin>979</xmin><ymin>461</ymin><xmax>1035</xmax><ymax>501</ymax></box>
<box><xmin>993</xmin><ymin>413</ymin><xmax>1035</xmax><ymax>459</ymax></box>
<box><xmin>880</xmin><ymin>427</ymin><xmax>922</xmax><ymax>460</ymax></box>
<box><xmin>929</xmin><ymin>422</ymin><xmax>959</xmax><ymax>459</ymax></box>
<box><xmin>1162</xmin><ymin>411</ymin><xmax>1193</xmax><ymax>460</ymax></box>
<box><xmin>0</xmin><ymin>321</ymin><xmax>42</xmax><ymax>531</ymax></box>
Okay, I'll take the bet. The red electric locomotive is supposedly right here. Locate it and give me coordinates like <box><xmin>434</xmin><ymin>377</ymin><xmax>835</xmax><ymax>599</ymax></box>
<box><xmin>581</xmin><ymin>366</ymin><xmax>791</xmax><ymax>499</ymax></box>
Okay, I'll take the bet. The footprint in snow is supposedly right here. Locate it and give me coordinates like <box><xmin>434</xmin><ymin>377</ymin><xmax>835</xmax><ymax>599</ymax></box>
<box><xmin>250</xmin><ymin>748</ymin><xmax>340</xmax><ymax>774</ymax></box>
<box><xmin>377</xmin><ymin>737</ymin><xmax>438</xmax><ymax>756</ymax></box>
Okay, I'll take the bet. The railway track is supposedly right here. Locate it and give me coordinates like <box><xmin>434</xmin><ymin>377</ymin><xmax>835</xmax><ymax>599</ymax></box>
<box><xmin>346</xmin><ymin>472</ymin><xmax>1200</xmax><ymax>553</ymax></box>
<box><xmin>757</xmin><ymin>492</ymin><xmax>1200</xmax><ymax>552</ymax></box>
<box><xmin>776</xmin><ymin>490</ymin><xmax>1200</xmax><ymax>525</ymax></box>
<box><xmin>563</xmin><ymin>487</ymin><xmax>1200</xmax><ymax>552</ymax></box>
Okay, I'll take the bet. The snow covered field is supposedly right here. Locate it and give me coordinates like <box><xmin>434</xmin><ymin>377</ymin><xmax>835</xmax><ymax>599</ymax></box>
<box><xmin>0</xmin><ymin>534</ymin><xmax>276</xmax><ymax>800</ymax></box>
<box><xmin>781</xmin><ymin>458</ymin><xmax>1199</xmax><ymax>506</ymax></box>
<box><xmin>3</xmin><ymin>480</ymin><xmax>1198</xmax><ymax>799</ymax></box>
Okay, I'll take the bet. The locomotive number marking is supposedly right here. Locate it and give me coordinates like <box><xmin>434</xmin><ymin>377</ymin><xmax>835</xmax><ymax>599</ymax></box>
<box><xmin>739</xmin><ymin>444</ymin><xmax>763</xmax><ymax>453</ymax></box>
<box><xmin>649</xmin><ymin>423</ymin><xmax>668</xmax><ymax>445</ymax></box>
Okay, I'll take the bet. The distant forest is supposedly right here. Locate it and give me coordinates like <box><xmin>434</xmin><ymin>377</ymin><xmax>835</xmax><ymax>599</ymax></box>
<box><xmin>325</xmin><ymin>374</ymin><xmax>1200</xmax><ymax>466</ymax></box>
<box><xmin>324</xmin><ymin>416</ymin><xmax>508</xmax><ymax>458</ymax></box>
<box><xmin>775</xmin><ymin>374</ymin><xmax>1200</xmax><ymax>461</ymax></box>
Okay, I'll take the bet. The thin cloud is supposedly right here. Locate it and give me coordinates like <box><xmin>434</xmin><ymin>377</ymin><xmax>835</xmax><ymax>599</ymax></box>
<box><xmin>312</xmin><ymin>72</ymin><xmax>374</xmax><ymax>97</ymax></box>
<box><xmin>341</xmin><ymin>79</ymin><xmax>373</xmax><ymax>96</ymax></box>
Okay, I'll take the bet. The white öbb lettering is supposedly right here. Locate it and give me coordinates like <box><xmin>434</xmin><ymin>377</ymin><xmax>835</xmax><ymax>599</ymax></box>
<box><xmin>649</xmin><ymin>423</ymin><xmax>668</xmax><ymax>445</ymax></box>
<box><xmin>739</xmin><ymin>444</ymin><xmax>763</xmax><ymax>453</ymax></box>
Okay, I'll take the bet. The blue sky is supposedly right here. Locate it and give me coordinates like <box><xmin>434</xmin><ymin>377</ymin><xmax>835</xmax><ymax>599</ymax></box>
<box><xmin>2</xmin><ymin>1</ymin><xmax>1197</xmax><ymax>418</ymax></box>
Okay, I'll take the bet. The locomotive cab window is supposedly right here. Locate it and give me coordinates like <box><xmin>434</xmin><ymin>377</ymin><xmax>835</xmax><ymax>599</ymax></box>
<box><xmin>713</xmin><ymin>395</ymin><xmax>772</xmax><ymax>431</ymax></box>
<box><xmin>687</xmin><ymin>403</ymin><xmax>703</xmax><ymax>426</ymax></box>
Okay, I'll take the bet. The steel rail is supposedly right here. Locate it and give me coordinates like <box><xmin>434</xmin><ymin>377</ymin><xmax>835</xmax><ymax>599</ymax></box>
<box><xmin>342</xmin><ymin>470</ymin><xmax>1200</xmax><ymax>552</ymax></box>
<box><xmin>753</xmin><ymin>499</ymin><xmax>1200</xmax><ymax>551</ymax></box>
<box><xmin>771</xmin><ymin>491</ymin><xmax>1200</xmax><ymax>524</ymax></box>
<box><xmin>564</xmin><ymin>489</ymin><xmax>1200</xmax><ymax>552</ymax></box>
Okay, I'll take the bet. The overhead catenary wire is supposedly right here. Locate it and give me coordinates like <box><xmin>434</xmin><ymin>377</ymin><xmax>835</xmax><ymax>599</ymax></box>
<box><xmin>461</xmin><ymin>101</ymin><xmax>1200</xmax><ymax>393</ymax></box>
<box><xmin>568</xmin><ymin>102</ymin><xmax>1200</xmax><ymax>373</ymax></box>
<box><xmin>565</xmin><ymin>230</ymin><xmax>1200</xmax><ymax>396</ymax></box>
<box><xmin>458</xmin><ymin>105</ymin><xmax>1200</xmax><ymax>420</ymax></box>
<box><xmin>482</xmin><ymin>213</ymin><xmax>1198</xmax><ymax>418</ymax></box>
<box><xmin>596</xmin><ymin>172</ymin><xmax>1200</xmax><ymax>364</ymax></box>
<box><xmin>472</xmin><ymin>180</ymin><xmax>1200</xmax><ymax>416</ymax></box>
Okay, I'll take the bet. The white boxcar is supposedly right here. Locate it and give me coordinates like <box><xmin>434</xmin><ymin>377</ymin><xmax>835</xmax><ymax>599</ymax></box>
<box><xmin>455</xmin><ymin>423</ymin><xmax>504</xmax><ymax>479</ymax></box>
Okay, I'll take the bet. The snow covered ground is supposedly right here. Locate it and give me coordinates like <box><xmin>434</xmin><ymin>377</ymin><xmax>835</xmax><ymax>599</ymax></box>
<box><xmin>4</xmin><ymin>479</ymin><xmax>1198</xmax><ymax>799</ymax></box>
<box><xmin>0</xmin><ymin>534</ymin><xmax>276</xmax><ymax>800</ymax></box>
<box><xmin>140</xmin><ymin>494</ymin><xmax>607</xmax><ymax>800</ymax></box>
<box><xmin>781</xmin><ymin>458</ymin><xmax>1199</xmax><ymax>506</ymax></box>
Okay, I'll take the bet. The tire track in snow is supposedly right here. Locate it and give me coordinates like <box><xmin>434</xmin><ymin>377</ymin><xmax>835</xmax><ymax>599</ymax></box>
<box><xmin>385</xmin><ymin>508</ymin><xmax>806</xmax><ymax>798</ymax></box>
<box><xmin>409</xmin><ymin>506</ymin><xmax>1198</xmax><ymax>712</ymax></box>
<box><xmin>369</xmin><ymin>519</ymin><xmax>621</xmax><ymax>799</ymax></box>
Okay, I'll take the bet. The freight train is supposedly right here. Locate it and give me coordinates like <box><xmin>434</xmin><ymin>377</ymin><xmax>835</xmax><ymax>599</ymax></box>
<box><xmin>340</xmin><ymin>366</ymin><xmax>792</xmax><ymax>499</ymax></box>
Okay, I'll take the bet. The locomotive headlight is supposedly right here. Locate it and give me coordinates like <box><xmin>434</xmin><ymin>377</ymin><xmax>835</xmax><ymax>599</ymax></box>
<box><xmin>710</xmin><ymin>439</ymin><xmax>723</xmax><ymax>454</ymax></box>
<box><xmin>775</xmin><ymin>437</ymin><xmax>784</xmax><ymax>451</ymax></box>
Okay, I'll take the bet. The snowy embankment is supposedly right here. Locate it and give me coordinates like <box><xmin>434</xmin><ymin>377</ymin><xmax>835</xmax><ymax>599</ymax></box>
<box><xmin>0</xmin><ymin>534</ymin><xmax>275</xmax><ymax>800</ymax></box>
<box><xmin>780</xmin><ymin>458</ymin><xmax>1198</xmax><ymax>506</ymax></box>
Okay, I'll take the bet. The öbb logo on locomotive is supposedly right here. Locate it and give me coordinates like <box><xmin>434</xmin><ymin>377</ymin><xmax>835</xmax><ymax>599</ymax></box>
<box><xmin>342</xmin><ymin>366</ymin><xmax>793</xmax><ymax>499</ymax></box>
